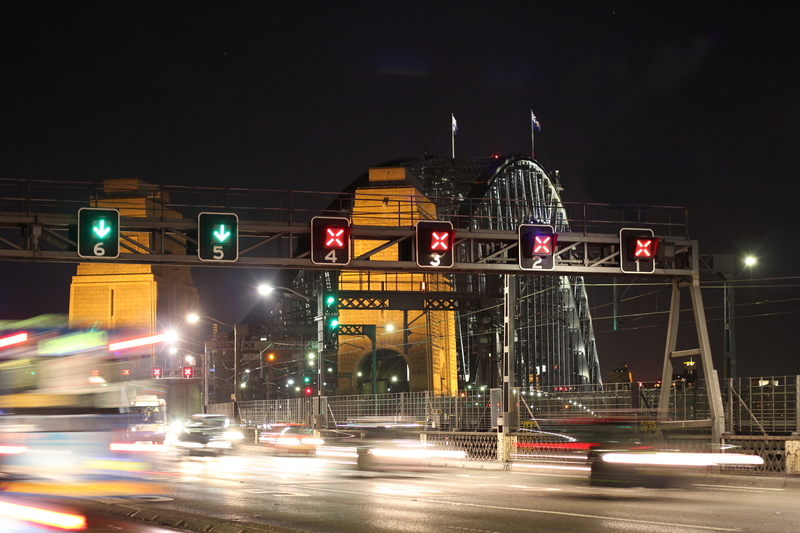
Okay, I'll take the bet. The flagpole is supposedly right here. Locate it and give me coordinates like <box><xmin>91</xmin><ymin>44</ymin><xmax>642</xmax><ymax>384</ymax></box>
<box><xmin>451</xmin><ymin>113</ymin><xmax>455</xmax><ymax>158</ymax></box>
<box><xmin>530</xmin><ymin>109</ymin><xmax>535</xmax><ymax>159</ymax></box>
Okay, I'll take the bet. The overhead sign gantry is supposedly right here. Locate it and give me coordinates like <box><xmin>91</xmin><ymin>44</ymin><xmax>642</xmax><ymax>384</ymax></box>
<box><xmin>0</xmin><ymin>187</ymin><xmax>725</xmax><ymax>444</ymax></box>
<box><xmin>2</xmin><ymin>207</ymin><xmax>692</xmax><ymax>278</ymax></box>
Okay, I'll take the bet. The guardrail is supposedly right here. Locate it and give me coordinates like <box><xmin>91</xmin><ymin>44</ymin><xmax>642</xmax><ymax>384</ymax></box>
<box><xmin>224</xmin><ymin>377</ymin><xmax>799</xmax><ymax>474</ymax></box>
<box><xmin>231</xmin><ymin>376</ymin><xmax>799</xmax><ymax>436</ymax></box>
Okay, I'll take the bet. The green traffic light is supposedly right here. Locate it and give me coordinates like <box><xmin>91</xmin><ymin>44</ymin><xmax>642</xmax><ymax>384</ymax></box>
<box><xmin>78</xmin><ymin>208</ymin><xmax>120</xmax><ymax>258</ymax></box>
<box><xmin>325</xmin><ymin>294</ymin><xmax>336</xmax><ymax>306</ymax></box>
<box><xmin>304</xmin><ymin>376</ymin><xmax>310</xmax><ymax>383</ymax></box>
<box><xmin>92</xmin><ymin>219</ymin><xmax>112</xmax><ymax>239</ymax></box>
<box><xmin>213</xmin><ymin>224</ymin><xmax>231</xmax><ymax>243</ymax></box>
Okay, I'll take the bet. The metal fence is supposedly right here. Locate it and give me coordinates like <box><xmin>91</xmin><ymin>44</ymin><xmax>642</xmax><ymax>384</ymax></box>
<box><xmin>214</xmin><ymin>376</ymin><xmax>799</xmax><ymax>474</ymax></box>
<box><xmin>324</xmin><ymin>391</ymin><xmax>493</xmax><ymax>431</ymax></box>
<box><xmin>206</xmin><ymin>402</ymin><xmax>235</xmax><ymax>421</ymax></box>
<box><xmin>227</xmin><ymin>376</ymin><xmax>799</xmax><ymax>435</ymax></box>
<box><xmin>726</xmin><ymin>376</ymin><xmax>800</xmax><ymax>435</ymax></box>
<box><xmin>237</xmin><ymin>398</ymin><xmax>314</xmax><ymax>427</ymax></box>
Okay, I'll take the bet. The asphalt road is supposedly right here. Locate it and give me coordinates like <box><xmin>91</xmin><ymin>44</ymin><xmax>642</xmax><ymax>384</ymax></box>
<box><xmin>91</xmin><ymin>451</ymin><xmax>800</xmax><ymax>533</ymax></box>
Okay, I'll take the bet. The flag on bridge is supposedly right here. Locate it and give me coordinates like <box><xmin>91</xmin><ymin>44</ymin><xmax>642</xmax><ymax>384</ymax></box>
<box><xmin>451</xmin><ymin>113</ymin><xmax>458</xmax><ymax>158</ymax></box>
<box><xmin>531</xmin><ymin>110</ymin><xmax>541</xmax><ymax>159</ymax></box>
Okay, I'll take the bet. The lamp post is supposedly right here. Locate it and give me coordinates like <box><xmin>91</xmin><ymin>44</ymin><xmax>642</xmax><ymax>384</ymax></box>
<box><xmin>257</xmin><ymin>285</ymin><xmax>316</xmax><ymax>389</ymax></box>
<box><xmin>715</xmin><ymin>255</ymin><xmax>758</xmax><ymax>381</ymax></box>
<box><xmin>187</xmin><ymin>313</ymin><xmax>238</xmax><ymax>418</ymax></box>
<box><xmin>259</xmin><ymin>283</ymin><xmax>326</xmax><ymax>428</ymax></box>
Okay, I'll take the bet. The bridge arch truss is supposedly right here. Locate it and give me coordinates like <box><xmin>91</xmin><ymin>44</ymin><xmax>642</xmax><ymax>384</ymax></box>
<box><xmin>395</xmin><ymin>155</ymin><xmax>601</xmax><ymax>387</ymax></box>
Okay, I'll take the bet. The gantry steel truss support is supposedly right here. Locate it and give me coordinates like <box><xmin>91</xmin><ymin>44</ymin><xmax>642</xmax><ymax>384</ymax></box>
<box><xmin>657</xmin><ymin>253</ymin><xmax>726</xmax><ymax>444</ymax></box>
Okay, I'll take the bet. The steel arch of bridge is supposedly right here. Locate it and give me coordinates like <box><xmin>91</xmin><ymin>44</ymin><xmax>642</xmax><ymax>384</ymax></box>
<box><xmin>400</xmin><ymin>156</ymin><xmax>599</xmax><ymax>387</ymax></box>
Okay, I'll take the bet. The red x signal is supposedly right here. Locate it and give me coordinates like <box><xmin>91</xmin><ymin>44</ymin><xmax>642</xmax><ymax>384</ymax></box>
<box><xmin>634</xmin><ymin>239</ymin><xmax>654</xmax><ymax>258</ymax></box>
<box><xmin>182</xmin><ymin>366</ymin><xmax>194</xmax><ymax>378</ymax></box>
<box><xmin>324</xmin><ymin>227</ymin><xmax>346</xmax><ymax>249</ymax></box>
<box><xmin>431</xmin><ymin>231</ymin><xmax>450</xmax><ymax>251</ymax></box>
<box><xmin>533</xmin><ymin>235</ymin><xmax>552</xmax><ymax>255</ymax></box>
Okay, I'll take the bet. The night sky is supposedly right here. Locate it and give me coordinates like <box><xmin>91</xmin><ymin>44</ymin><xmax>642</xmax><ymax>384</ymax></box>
<box><xmin>2</xmin><ymin>2</ymin><xmax>799</xmax><ymax>381</ymax></box>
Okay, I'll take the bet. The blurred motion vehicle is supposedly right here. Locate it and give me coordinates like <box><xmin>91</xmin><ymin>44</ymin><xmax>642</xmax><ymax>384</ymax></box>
<box><xmin>0</xmin><ymin>494</ymin><xmax>88</xmax><ymax>532</ymax></box>
<box><xmin>320</xmin><ymin>425</ymin><xmax>467</xmax><ymax>471</ymax></box>
<box><xmin>588</xmin><ymin>443</ymin><xmax>765</xmax><ymax>487</ymax></box>
<box><xmin>258</xmin><ymin>424</ymin><xmax>322</xmax><ymax>455</ymax></box>
<box><xmin>127</xmin><ymin>394</ymin><xmax>166</xmax><ymax>444</ymax></box>
<box><xmin>172</xmin><ymin>414</ymin><xmax>243</xmax><ymax>456</ymax></box>
<box><xmin>0</xmin><ymin>327</ymin><xmax>170</xmax><ymax>499</ymax></box>
<box><xmin>526</xmin><ymin>417</ymin><xmax>768</xmax><ymax>487</ymax></box>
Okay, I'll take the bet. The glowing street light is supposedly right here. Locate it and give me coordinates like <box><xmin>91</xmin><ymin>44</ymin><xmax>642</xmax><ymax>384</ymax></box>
<box><xmin>744</xmin><ymin>256</ymin><xmax>757</xmax><ymax>266</ymax></box>
<box><xmin>257</xmin><ymin>284</ymin><xmax>313</xmax><ymax>301</ymax></box>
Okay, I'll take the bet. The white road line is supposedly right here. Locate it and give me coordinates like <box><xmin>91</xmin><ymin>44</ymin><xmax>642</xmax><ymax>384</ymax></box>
<box><xmin>305</xmin><ymin>487</ymin><xmax>742</xmax><ymax>532</ymax></box>
<box><xmin>693</xmin><ymin>484</ymin><xmax>785</xmax><ymax>491</ymax></box>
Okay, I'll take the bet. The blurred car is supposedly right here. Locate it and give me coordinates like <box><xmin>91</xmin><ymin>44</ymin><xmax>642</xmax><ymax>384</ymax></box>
<box><xmin>258</xmin><ymin>424</ymin><xmax>323</xmax><ymax>455</ymax></box>
<box><xmin>346</xmin><ymin>426</ymin><xmax>466</xmax><ymax>471</ymax></box>
<box><xmin>172</xmin><ymin>414</ymin><xmax>244</xmax><ymax>456</ymax></box>
<box><xmin>588</xmin><ymin>443</ymin><xmax>764</xmax><ymax>487</ymax></box>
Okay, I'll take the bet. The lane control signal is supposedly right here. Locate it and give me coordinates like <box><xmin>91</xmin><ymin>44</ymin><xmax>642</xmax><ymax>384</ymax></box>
<box><xmin>620</xmin><ymin>228</ymin><xmax>659</xmax><ymax>274</ymax></box>
<box><xmin>311</xmin><ymin>216</ymin><xmax>351</xmax><ymax>265</ymax></box>
<box><xmin>415</xmin><ymin>220</ymin><xmax>454</xmax><ymax>268</ymax></box>
<box><xmin>77</xmin><ymin>208</ymin><xmax>120</xmax><ymax>258</ymax></box>
<box><xmin>518</xmin><ymin>224</ymin><xmax>557</xmax><ymax>271</ymax></box>
<box><xmin>198</xmin><ymin>212</ymin><xmax>239</xmax><ymax>262</ymax></box>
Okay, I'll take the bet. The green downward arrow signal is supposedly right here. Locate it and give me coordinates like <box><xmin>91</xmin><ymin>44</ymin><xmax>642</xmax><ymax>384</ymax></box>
<box><xmin>93</xmin><ymin>220</ymin><xmax>111</xmax><ymax>238</ymax></box>
<box><xmin>213</xmin><ymin>225</ymin><xmax>231</xmax><ymax>242</ymax></box>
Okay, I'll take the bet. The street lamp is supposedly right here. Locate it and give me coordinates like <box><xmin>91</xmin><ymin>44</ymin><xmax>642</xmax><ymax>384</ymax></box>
<box><xmin>258</xmin><ymin>284</ymin><xmax>322</xmax><ymax>392</ymax></box>
<box><xmin>187</xmin><ymin>313</ymin><xmax>238</xmax><ymax>417</ymax></box>
<box><xmin>257</xmin><ymin>284</ymin><xmax>313</xmax><ymax>302</ymax></box>
<box><xmin>718</xmin><ymin>254</ymin><xmax>758</xmax><ymax>381</ymax></box>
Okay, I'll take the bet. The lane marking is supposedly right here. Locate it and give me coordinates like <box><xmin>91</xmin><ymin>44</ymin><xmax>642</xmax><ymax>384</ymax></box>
<box><xmin>242</xmin><ymin>489</ymin><xmax>309</xmax><ymax>497</ymax></box>
<box><xmin>693</xmin><ymin>484</ymin><xmax>785</xmax><ymax>491</ymax></box>
<box><xmin>305</xmin><ymin>487</ymin><xmax>742</xmax><ymax>532</ymax></box>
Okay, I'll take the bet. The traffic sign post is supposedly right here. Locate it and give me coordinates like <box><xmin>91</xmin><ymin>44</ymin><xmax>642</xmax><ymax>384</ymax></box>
<box><xmin>77</xmin><ymin>208</ymin><xmax>120</xmax><ymax>258</ymax></box>
<box><xmin>415</xmin><ymin>220</ymin><xmax>454</xmax><ymax>268</ymax></box>
<box><xmin>620</xmin><ymin>228</ymin><xmax>658</xmax><ymax>274</ymax></box>
<box><xmin>198</xmin><ymin>212</ymin><xmax>238</xmax><ymax>262</ymax></box>
<box><xmin>518</xmin><ymin>224</ymin><xmax>557</xmax><ymax>271</ymax></box>
<box><xmin>311</xmin><ymin>216</ymin><xmax>351</xmax><ymax>265</ymax></box>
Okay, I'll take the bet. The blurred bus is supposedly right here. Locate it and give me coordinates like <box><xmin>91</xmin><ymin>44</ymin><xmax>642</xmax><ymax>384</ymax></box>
<box><xmin>0</xmin><ymin>329</ymin><xmax>169</xmax><ymax>498</ymax></box>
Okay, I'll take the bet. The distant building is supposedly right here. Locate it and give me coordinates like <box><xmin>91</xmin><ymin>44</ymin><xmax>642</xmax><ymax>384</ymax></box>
<box><xmin>672</xmin><ymin>359</ymin><xmax>697</xmax><ymax>386</ymax></box>
<box><xmin>607</xmin><ymin>363</ymin><xmax>633</xmax><ymax>384</ymax></box>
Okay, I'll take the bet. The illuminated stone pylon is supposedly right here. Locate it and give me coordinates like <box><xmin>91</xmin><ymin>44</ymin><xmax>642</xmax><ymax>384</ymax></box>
<box><xmin>69</xmin><ymin>179</ymin><xmax>198</xmax><ymax>336</ymax></box>
<box><xmin>337</xmin><ymin>168</ymin><xmax>458</xmax><ymax>395</ymax></box>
